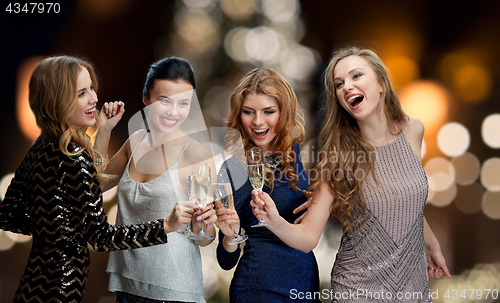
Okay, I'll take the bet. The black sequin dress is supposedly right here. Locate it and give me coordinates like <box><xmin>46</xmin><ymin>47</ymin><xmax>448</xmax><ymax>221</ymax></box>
<box><xmin>0</xmin><ymin>136</ymin><xmax>168</xmax><ymax>303</ymax></box>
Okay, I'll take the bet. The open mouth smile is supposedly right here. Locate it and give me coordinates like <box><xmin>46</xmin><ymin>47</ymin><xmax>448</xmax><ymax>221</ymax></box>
<box><xmin>252</xmin><ymin>129</ymin><xmax>269</xmax><ymax>139</ymax></box>
<box><xmin>161</xmin><ymin>116</ymin><xmax>178</xmax><ymax>126</ymax></box>
<box><xmin>85</xmin><ymin>107</ymin><xmax>96</xmax><ymax>117</ymax></box>
<box><xmin>347</xmin><ymin>94</ymin><xmax>364</xmax><ymax>109</ymax></box>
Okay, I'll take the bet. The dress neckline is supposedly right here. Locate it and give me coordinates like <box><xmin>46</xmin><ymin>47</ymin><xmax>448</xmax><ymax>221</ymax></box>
<box><xmin>373</xmin><ymin>132</ymin><xmax>402</xmax><ymax>149</ymax></box>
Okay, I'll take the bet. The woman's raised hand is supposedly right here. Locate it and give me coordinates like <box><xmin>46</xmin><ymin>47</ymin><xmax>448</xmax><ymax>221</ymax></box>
<box><xmin>249</xmin><ymin>190</ymin><xmax>279</xmax><ymax>226</ymax></box>
<box><xmin>99</xmin><ymin>101</ymin><xmax>125</xmax><ymax>132</ymax></box>
<box><xmin>163</xmin><ymin>200</ymin><xmax>196</xmax><ymax>233</ymax></box>
<box><xmin>193</xmin><ymin>198</ymin><xmax>217</xmax><ymax>233</ymax></box>
<box><xmin>292</xmin><ymin>190</ymin><xmax>312</xmax><ymax>224</ymax></box>
<box><xmin>215</xmin><ymin>199</ymin><xmax>240</xmax><ymax>237</ymax></box>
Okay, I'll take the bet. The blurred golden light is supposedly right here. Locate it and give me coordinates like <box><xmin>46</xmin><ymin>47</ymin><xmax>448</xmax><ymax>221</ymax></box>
<box><xmin>437</xmin><ymin>122</ymin><xmax>470</xmax><ymax>157</ymax></box>
<box><xmin>175</xmin><ymin>9</ymin><xmax>221</xmax><ymax>53</ymax></box>
<box><xmin>245</xmin><ymin>26</ymin><xmax>282</xmax><ymax>62</ymax></box>
<box><xmin>482</xmin><ymin>191</ymin><xmax>500</xmax><ymax>220</ymax></box>
<box><xmin>454</xmin><ymin>183</ymin><xmax>484</xmax><ymax>215</ymax></box>
<box><xmin>439</xmin><ymin>52</ymin><xmax>493</xmax><ymax>104</ymax></box>
<box><xmin>452</xmin><ymin>63</ymin><xmax>492</xmax><ymax>103</ymax></box>
<box><xmin>399</xmin><ymin>81</ymin><xmax>450</xmax><ymax>133</ymax></box>
<box><xmin>439</xmin><ymin>52</ymin><xmax>469</xmax><ymax>81</ymax></box>
<box><xmin>268</xmin><ymin>15</ymin><xmax>305</xmax><ymax>43</ymax></box>
<box><xmin>0</xmin><ymin>173</ymin><xmax>15</xmax><ymax>201</ymax></box>
<box><xmin>17</xmin><ymin>56</ymin><xmax>44</xmax><ymax>141</ymax></box>
<box><xmin>0</xmin><ymin>230</ymin><xmax>15</xmax><ymax>251</ymax></box>
<box><xmin>183</xmin><ymin>0</ymin><xmax>214</xmax><ymax>8</ymax></box>
<box><xmin>482</xmin><ymin>114</ymin><xmax>500</xmax><ymax>149</ymax></box>
<box><xmin>451</xmin><ymin>152</ymin><xmax>480</xmax><ymax>186</ymax></box>
<box><xmin>425</xmin><ymin>157</ymin><xmax>456</xmax><ymax>192</ymax></box>
<box><xmin>220</xmin><ymin>0</ymin><xmax>256</xmax><ymax>20</ymax></box>
<box><xmin>224</xmin><ymin>27</ymin><xmax>251</xmax><ymax>62</ymax></box>
<box><xmin>480</xmin><ymin>158</ymin><xmax>500</xmax><ymax>192</ymax></box>
<box><xmin>385</xmin><ymin>56</ymin><xmax>419</xmax><ymax>89</ymax></box>
<box><xmin>280</xmin><ymin>44</ymin><xmax>318</xmax><ymax>81</ymax></box>
<box><xmin>262</xmin><ymin>0</ymin><xmax>299</xmax><ymax>22</ymax></box>
<box><xmin>428</xmin><ymin>182</ymin><xmax>457</xmax><ymax>207</ymax></box>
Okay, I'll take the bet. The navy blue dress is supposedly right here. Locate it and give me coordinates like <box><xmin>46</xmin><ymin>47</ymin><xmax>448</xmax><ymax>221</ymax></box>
<box><xmin>217</xmin><ymin>143</ymin><xmax>320</xmax><ymax>302</ymax></box>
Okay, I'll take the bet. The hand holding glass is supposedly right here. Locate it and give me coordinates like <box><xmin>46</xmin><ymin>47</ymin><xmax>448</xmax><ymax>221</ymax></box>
<box><xmin>247</xmin><ymin>147</ymin><xmax>271</xmax><ymax>227</ymax></box>
<box><xmin>214</xmin><ymin>169</ymin><xmax>248</xmax><ymax>245</ymax></box>
<box><xmin>190</xmin><ymin>164</ymin><xmax>215</xmax><ymax>240</ymax></box>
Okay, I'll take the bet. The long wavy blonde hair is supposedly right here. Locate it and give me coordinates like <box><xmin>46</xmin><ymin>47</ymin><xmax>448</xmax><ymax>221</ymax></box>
<box><xmin>28</xmin><ymin>55</ymin><xmax>109</xmax><ymax>183</ymax></box>
<box><xmin>311</xmin><ymin>46</ymin><xmax>408</xmax><ymax>231</ymax></box>
<box><xmin>225</xmin><ymin>68</ymin><xmax>305</xmax><ymax>190</ymax></box>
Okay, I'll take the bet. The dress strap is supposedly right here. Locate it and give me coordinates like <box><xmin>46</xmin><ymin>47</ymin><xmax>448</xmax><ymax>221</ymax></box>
<box><xmin>176</xmin><ymin>139</ymin><xmax>194</xmax><ymax>163</ymax></box>
<box><xmin>128</xmin><ymin>131</ymin><xmax>149</xmax><ymax>167</ymax></box>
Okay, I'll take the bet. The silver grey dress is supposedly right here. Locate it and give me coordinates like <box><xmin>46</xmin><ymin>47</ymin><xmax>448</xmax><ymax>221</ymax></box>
<box><xmin>331</xmin><ymin>132</ymin><xmax>430</xmax><ymax>302</ymax></box>
<box><xmin>107</xmin><ymin>133</ymin><xmax>205</xmax><ymax>302</ymax></box>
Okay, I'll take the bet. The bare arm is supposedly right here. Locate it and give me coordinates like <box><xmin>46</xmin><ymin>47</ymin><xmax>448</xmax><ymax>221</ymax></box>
<box><xmin>424</xmin><ymin>217</ymin><xmax>451</xmax><ymax>278</ymax></box>
<box><xmin>250</xmin><ymin>182</ymin><xmax>333</xmax><ymax>253</ymax></box>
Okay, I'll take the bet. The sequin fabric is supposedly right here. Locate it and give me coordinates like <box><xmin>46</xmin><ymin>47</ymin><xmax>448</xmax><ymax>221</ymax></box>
<box><xmin>330</xmin><ymin>132</ymin><xmax>430</xmax><ymax>303</ymax></box>
<box><xmin>0</xmin><ymin>136</ymin><xmax>168</xmax><ymax>303</ymax></box>
<box><xmin>217</xmin><ymin>143</ymin><xmax>321</xmax><ymax>303</ymax></box>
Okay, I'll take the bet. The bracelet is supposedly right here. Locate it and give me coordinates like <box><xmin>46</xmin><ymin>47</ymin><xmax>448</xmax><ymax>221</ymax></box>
<box><xmin>95</xmin><ymin>155</ymin><xmax>108</xmax><ymax>165</ymax></box>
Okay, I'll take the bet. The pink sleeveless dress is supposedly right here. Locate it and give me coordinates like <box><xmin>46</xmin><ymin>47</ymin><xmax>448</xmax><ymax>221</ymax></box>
<box><xmin>330</xmin><ymin>132</ymin><xmax>430</xmax><ymax>302</ymax></box>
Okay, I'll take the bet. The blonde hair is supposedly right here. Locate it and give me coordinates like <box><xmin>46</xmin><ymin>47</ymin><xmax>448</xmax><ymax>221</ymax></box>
<box><xmin>312</xmin><ymin>46</ymin><xmax>408</xmax><ymax>231</ymax></box>
<box><xmin>29</xmin><ymin>55</ymin><xmax>109</xmax><ymax>183</ymax></box>
<box><xmin>225</xmin><ymin>68</ymin><xmax>305</xmax><ymax>190</ymax></box>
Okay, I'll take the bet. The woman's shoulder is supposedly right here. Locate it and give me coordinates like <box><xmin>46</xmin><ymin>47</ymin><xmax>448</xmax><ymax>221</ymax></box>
<box><xmin>183</xmin><ymin>139</ymin><xmax>213</xmax><ymax>160</ymax></box>
<box><xmin>401</xmin><ymin>117</ymin><xmax>424</xmax><ymax>141</ymax></box>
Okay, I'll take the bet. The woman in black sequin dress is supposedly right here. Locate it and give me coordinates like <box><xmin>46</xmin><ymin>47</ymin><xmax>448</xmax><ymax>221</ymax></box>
<box><xmin>0</xmin><ymin>56</ymin><xmax>195</xmax><ymax>303</ymax></box>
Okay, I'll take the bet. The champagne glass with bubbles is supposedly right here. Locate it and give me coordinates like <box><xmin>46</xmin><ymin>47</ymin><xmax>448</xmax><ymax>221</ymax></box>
<box><xmin>214</xmin><ymin>169</ymin><xmax>248</xmax><ymax>245</ymax></box>
<box><xmin>247</xmin><ymin>147</ymin><xmax>271</xmax><ymax>227</ymax></box>
<box><xmin>177</xmin><ymin>166</ymin><xmax>196</xmax><ymax>236</ymax></box>
<box><xmin>190</xmin><ymin>164</ymin><xmax>215</xmax><ymax>240</ymax></box>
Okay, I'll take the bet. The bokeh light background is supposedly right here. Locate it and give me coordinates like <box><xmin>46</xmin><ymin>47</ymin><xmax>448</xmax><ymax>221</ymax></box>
<box><xmin>1</xmin><ymin>1</ymin><xmax>500</xmax><ymax>302</ymax></box>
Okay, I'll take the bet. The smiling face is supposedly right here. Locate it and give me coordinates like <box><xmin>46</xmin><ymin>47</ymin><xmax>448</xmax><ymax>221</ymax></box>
<box><xmin>333</xmin><ymin>55</ymin><xmax>385</xmax><ymax>122</ymax></box>
<box><xmin>240</xmin><ymin>92</ymin><xmax>280</xmax><ymax>152</ymax></box>
<box><xmin>144</xmin><ymin>79</ymin><xmax>193</xmax><ymax>135</ymax></box>
<box><xmin>67</xmin><ymin>67</ymin><xmax>98</xmax><ymax>129</ymax></box>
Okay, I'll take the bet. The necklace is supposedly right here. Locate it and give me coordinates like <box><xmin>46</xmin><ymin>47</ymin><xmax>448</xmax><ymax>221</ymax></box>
<box><xmin>265</xmin><ymin>160</ymin><xmax>281</xmax><ymax>169</ymax></box>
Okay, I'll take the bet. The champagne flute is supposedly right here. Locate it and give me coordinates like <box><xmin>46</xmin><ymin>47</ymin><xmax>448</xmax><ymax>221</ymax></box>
<box><xmin>190</xmin><ymin>164</ymin><xmax>215</xmax><ymax>240</ymax></box>
<box><xmin>214</xmin><ymin>169</ymin><xmax>248</xmax><ymax>245</ymax></box>
<box><xmin>177</xmin><ymin>167</ymin><xmax>195</xmax><ymax>236</ymax></box>
<box><xmin>247</xmin><ymin>147</ymin><xmax>271</xmax><ymax>227</ymax></box>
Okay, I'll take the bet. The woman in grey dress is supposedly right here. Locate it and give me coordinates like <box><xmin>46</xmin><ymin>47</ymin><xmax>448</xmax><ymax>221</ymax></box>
<box><xmin>96</xmin><ymin>57</ymin><xmax>217</xmax><ymax>303</ymax></box>
<box><xmin>251</xmin><ymin>46</ymin><xmax>450</xmax><ymax>302</ymax></box>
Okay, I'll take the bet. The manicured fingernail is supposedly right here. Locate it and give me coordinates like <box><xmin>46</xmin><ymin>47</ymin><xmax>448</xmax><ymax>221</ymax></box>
<box><xmin>113</xmin><ymin>111</ymin><xmax>116</xmax><ymax>115</ymax></box>
<box><xmin>197</xmin><ymin>216</ymin><xmax>202</xmax><ymax>221</ymax></box>
<box><xmin>196</xmin><ymin>210</ymin><xmax>201</xmax><ymax>215</ymax></box>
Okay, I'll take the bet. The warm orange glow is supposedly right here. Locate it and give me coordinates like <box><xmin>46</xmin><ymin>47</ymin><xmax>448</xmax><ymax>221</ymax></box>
<box><xmin>385</xmin><ymin>56</ymin><xmax>419</xmax><ymax>89</ymax></box>
<box><xmin>16</xmin><ymin>56</ymin><xmax>45</xmax><ymax>141</ymax></box>
<box><xmin>399</xmin><ymin>81</ymin><xmax>450</xmax><ymax>133</ymax></box>
<box><xmin>439</xmin><ymin>52</ymin><xmax>492</xmax><ymax>103</ymax></box>
<box><xmin>452</xmin><ymin>63</ymin><xmax>492</xmax><ymax>103</ymax></box>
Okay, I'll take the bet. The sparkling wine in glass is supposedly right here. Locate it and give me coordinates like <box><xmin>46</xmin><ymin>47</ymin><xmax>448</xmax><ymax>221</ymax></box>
<box><xmin>247</xmin><ymin>147</ymin><xmax>271</xmax><ymax>227</ymax></box>
<box><xmin>178</xmin><ymin>168</ymin><xmax>196</xmax><ymax>236</ymax></box>
<box><xmin>190</xmin><ymin>164</ymin><xmax>215</xmax><ymax>240</ymax></box>
<box><xmin>214</xmin><ymin>169</ymin><xmax>248</xmax><ymax>245</ymax></box>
